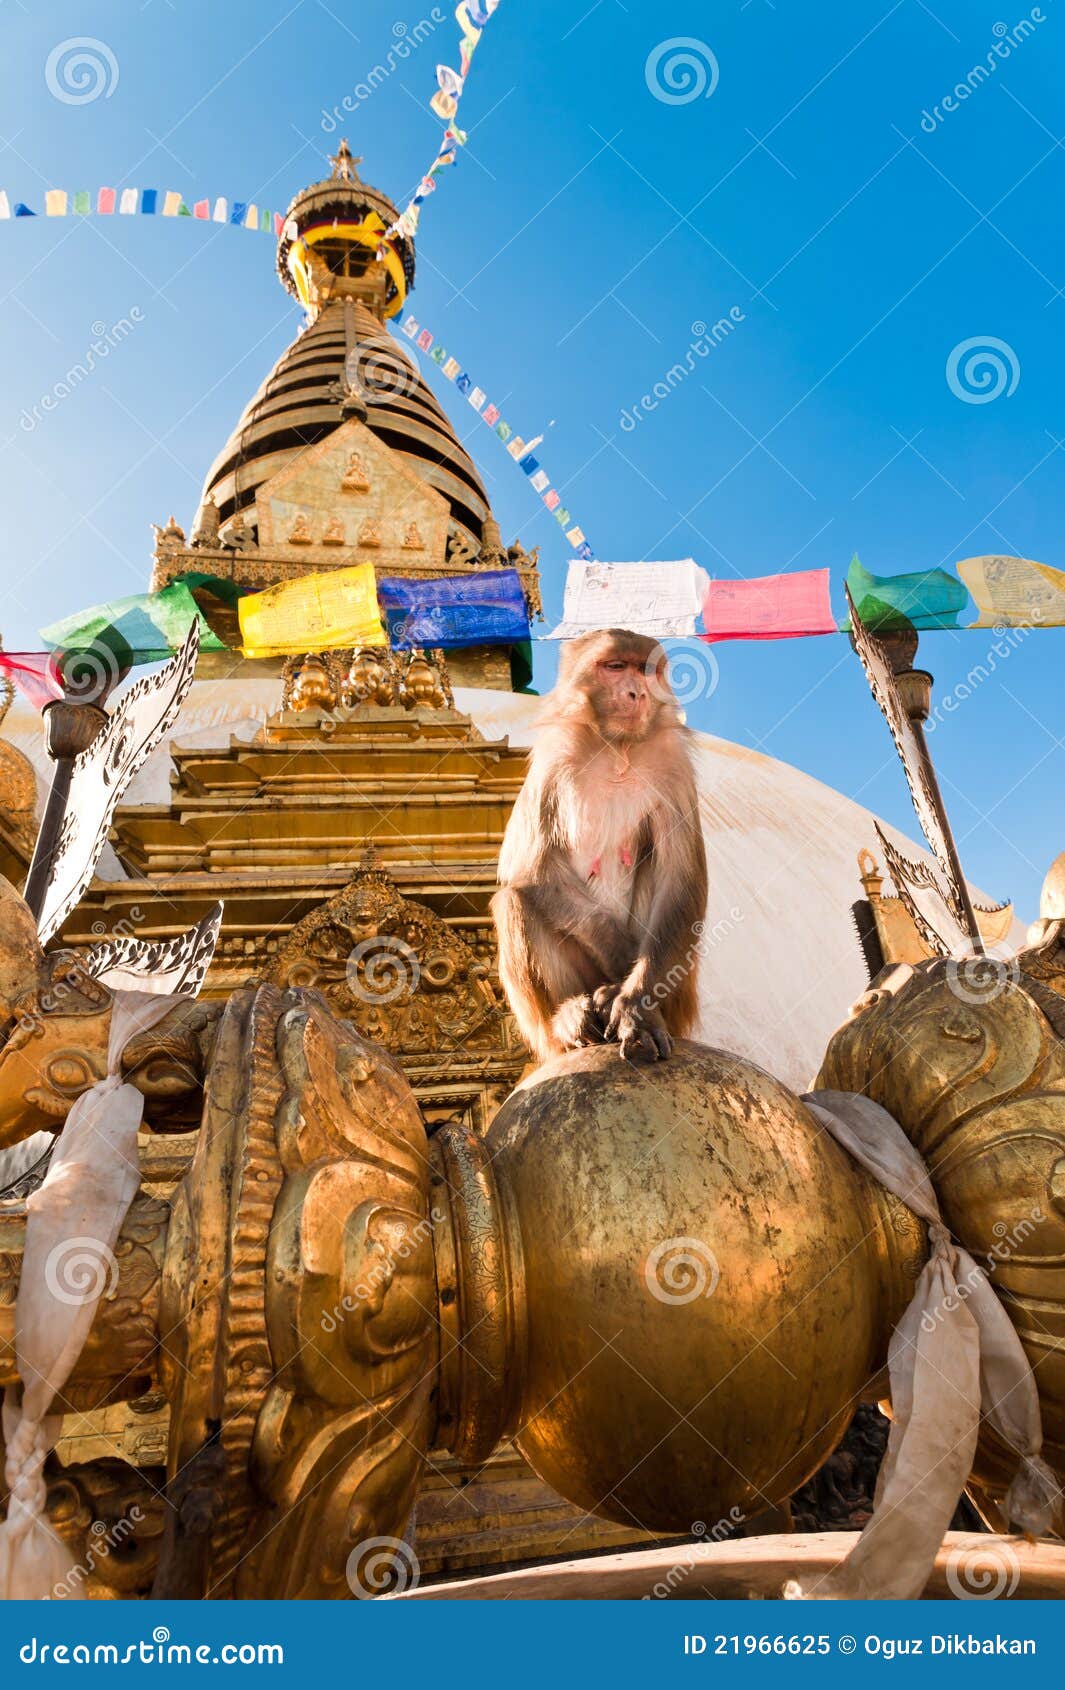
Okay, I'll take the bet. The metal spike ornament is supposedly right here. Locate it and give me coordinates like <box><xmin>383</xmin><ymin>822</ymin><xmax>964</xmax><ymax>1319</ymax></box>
<box><xmin>845</xmin><ymin>585</ymin><xmax>984</xmax><ymax>956</ymax></box>
<box><xmin>24</xmin><ymin>620</ymin><xmax>201</xmax><ymax>944</ymax></box>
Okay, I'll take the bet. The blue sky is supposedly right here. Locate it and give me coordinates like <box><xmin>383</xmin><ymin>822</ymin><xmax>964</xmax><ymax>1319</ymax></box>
<box><xmin>1</xmin><ymin>0</ymin><xmax>1064</xmax><ymax>917</ymax></box>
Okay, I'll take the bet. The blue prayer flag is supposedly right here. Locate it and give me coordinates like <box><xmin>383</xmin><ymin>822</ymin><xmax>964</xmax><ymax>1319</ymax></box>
<box><xmin>378</xmin><ymin>569</ymin><xmax>530</xmax><ymax>651</ymax></box>
<box><xmin>141</xmin><ymin>189</ymin><xmax>158</xmax><ymax>215</ymax></box>
<box><xmin>576</xmin><ymin>542</ymin><xmax>594</xmax><ymax>561</ymax></box>
<box><xmin>230</xmin><ymin>202</ymin><xmax>247</xmax><ymax>225</ymax></box>
<box><xmin>14</xmin><ymin>203</ymin><xmax>35</xmax><ymax>217</ymax></box>
<box><xmin>455</xmin><ymin>372</ymin><xmax>472</xmax><ymax>396</ymax></box>
<box><xmin>519</xmin><ymin>455</ymin><xmax>539</xmax><ymax>476</ymax></box>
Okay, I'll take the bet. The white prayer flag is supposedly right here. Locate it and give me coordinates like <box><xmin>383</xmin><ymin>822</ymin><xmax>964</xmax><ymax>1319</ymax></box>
<box><xmin>548</xmin><ymin>558</ymin><xmax>709</xmax><ymax>640</ymax></box>
<box><xmin>0</xmin><ymin>192</ymin><xmax>9</xmax><ymax>219</ymax></box>
<box><xmin>213</xmin><ymin>197</ymin><xmax>228</xmax><ymax>223</ymax></box>
<box><xmin>119</xmin><ymin>187</ymin><xmax>138</xmax><ymax>214</ymax></box>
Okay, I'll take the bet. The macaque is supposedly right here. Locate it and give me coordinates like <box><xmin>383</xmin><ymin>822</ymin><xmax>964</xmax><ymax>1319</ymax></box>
<box><xmin>492</xmin><ymin>629</ymin><xmax>708</xmax><ymax>1063</ymax></box>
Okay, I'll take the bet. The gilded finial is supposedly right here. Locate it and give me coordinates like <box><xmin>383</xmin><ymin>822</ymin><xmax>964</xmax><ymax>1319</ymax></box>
<box><xmin>329</xmin><ymin>140</ymin><xmax>362</xmax><ymax>182</ymax></box>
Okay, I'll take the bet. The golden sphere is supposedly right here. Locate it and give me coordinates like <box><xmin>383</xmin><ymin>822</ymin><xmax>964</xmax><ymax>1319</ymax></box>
<box><xmin>487</xmin><ymin>1042</ymin><xmax>921</xmax><ymax>1534</ymax></box>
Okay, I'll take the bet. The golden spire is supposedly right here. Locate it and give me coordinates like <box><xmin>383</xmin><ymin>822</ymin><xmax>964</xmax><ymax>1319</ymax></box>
<box><xmin>329</xmin><ymin>140</ymin><xmax>362</xmax><ymax>182</ymax></box>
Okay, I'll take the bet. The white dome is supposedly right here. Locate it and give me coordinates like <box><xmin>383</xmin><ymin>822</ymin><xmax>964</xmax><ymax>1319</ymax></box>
<box><xmin>2</xmin><ymin>681</ymin><xmax>1019</xmax><ymax>1093</ymax></box>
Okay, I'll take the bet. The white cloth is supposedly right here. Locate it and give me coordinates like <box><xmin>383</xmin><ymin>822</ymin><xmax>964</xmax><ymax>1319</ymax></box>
<box><xmin>547</xmin><ymin>559</ymin><xmax>709</xmax><ymax>640</ymax></box>
<box><xmin>786</xmin><ymin>1089</ymin><xmax>1060</xmax><ymax>1601</ymax></box>
<box><xmin>0</xmin><ymin>990</ymin><xmax>178</xmax><ymax>1599</ymax></box>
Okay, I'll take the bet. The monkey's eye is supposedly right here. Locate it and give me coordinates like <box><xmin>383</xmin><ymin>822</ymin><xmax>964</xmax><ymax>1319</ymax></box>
<box><xmin>602</xmin><ymin>660</ymin><xmax>627</xmax><ymax>672</ymax></box>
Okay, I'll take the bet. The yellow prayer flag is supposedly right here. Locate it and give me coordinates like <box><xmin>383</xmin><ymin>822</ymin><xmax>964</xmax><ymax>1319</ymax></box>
<box><xmin>162</xmin><ymin>190</ymin><xmax>182</xmax><ymax>216</ymax></box>
<box><xmin>238</xmin><ymin>563</ymin><xmax>387</xmax><ymax>658</ymax></box>
<box><xmin>45</xmin><ymin>189</ymin><xmax>68</xmax><ymax>217</ymax></box>
<box><xmin>957</xmin><ymin>554</ymin><xmax>1065</xmax><ymax>628</ymax></box>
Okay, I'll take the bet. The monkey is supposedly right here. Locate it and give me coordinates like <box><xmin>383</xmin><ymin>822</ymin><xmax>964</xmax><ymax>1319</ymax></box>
<box><xmin>491</xmin><ymin>628</ymin><xmax>708</xmax><ymax>1064</ymax></box>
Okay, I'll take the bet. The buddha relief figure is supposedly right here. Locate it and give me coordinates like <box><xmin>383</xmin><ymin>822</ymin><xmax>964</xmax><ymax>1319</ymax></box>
<box><xmin>357</xmin><ymin>518</ymin><xmax>382</xmax><ymax>548</ymax></box>
<box><xmin>341</xmin><ymin>451</ymin><xmax>370</xmax><ymax>492</ymax></box>
<box><xmin>288</xmin><ymin>514</ymin><xmax>313</xmax><ymax>545</ymax></box>
<box><xmin>322</xmin><ymin>517</ymin><xmax>345</xmax><ymax>547</ymax></box>
<box><xmin>402</xmin><ymin>521</ymin><xmax>424</xmax><ymax>551</ymax></box>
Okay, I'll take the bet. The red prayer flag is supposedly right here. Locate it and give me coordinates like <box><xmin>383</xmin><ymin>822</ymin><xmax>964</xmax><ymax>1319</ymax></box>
<box><xmin>701</xmin><ymin>568</ymin><xmax>837</xmax><ymax>643</ymax></box>
<box><xmin>193</xmin><ymin>199</ymin><xmax>210</xmax><ymax>220</ymax></box>
<box><xmin>97</xmin><ymin>187</ymin><xmax>116</xmax><ymax>215</ymax></box>
<box><xmin>0</xmin><ymin>652</ymin><xmax>63</xmax><ymax>711</ymax></box>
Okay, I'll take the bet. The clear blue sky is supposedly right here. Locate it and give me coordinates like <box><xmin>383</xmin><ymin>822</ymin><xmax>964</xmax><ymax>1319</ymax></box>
<box><xmin>2</xmin><ymin>0</ymin><xmax>1064</xmax><ymax>918</ymax></box>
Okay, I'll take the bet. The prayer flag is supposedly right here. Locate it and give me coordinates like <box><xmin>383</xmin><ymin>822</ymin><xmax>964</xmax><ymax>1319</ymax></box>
<box><xmin>549</xmin><ymin>559</ymin><xmax>707</xmax><ymax>640</ymax></box>
<box><xmin>97</xmin><ymin>187</ymin><xmax>115</xmax><ymax>214</ymax></box>
<box><xmin>378</xmin><ymin>568</ymin><xmax>529</xmax><ymax>650</ymax></box>
<box><xmin>957</xmin><ymin>555</ymin><xmax>1065</xmax><ymax>628</ymax></box>
<box><xmin>119</xmin><ymin>188</ymin><xmax>137</xmax><ymax>214</ymax></box>
<box><xmin>482</xmin><ymin>403</ymin><xmax>500</xmax><ymax>426</ymax></box>
<box><xmin>13</xmin><ymin>204</ymin><xmax>35</xmax><ymax>217</ymax></box>
<box><xmin>554</xmin><ymin>508</ymin><xmax>571</xmax><ymax>527</ymax></box>
<box><xmin>274</xmin><ymin>212</ymin><xmax>284</xmax><ymax>236</ymax></box>
<box><xmin>467</xmin><ymin>386</ymin><xmax>486</xmax><ymax>411</ymax></box>
<box><xmin>237</xmin><ymin>563</ymin><xmax>386</xmax><ymax>658</ymax></box>
<box><xmin>443</xmin><ymin>357</ymin><xmax>461</xmax><ymax>380</ymax></box>
<box><xmin>531</xmin><ymin>470</ymin><xmax>550</xmax><ymax>493</ymax></box>
<box><xmin>566</xmin><ymin>526</ymin><xmax>586</xmax><ymax>547</ymax></box>
<box><xmin>576</xmin><ymin>543</ymin><xmax>594</xmax><ymax>561</ymax></box>
<box><xmin>402</xmin><ymin>316</ymin><xmax>419</xmax><ymax>339</ymax></box>
<box><xmin>495</xmin><ymin>420</ymin><xmax>511</xmax><ymax>442</ymax></box>
<box><xmin>0</xmin><ymin>193</ymin><xmax>9</xmax><ymax>219</ymax></box>
<box><xmin>456</xmin><ymin>372</ymin><xmax>472</xmax><ymax>396</ymax></box>
<box><xmin>702</xmin><ymin>568</ymin><xmax>837</xmax><ymax>643</ymax></box>
<box><xmin>73</xmin><ymin>191</ymin><xmax>91</xmax><ymax>215</ymax></box>
<box><xmin>430</xmin><ymin>344</ymin><xmax>448</xmax><ymax>365</ymax></box>
<box><xmin>417</xmin><ymin>328</ymin><xmax>433</xmax><ymax>351</ymax></box>
<box><xmin>41</xmin><ymin>582</ymin><xmax>226</xmax><ymax>667</ymax></box>
<box><xmin>543</xmin><ymin>488</ymin><xmax>560</xmax><ymax>510</ymax></box>
<box><xmin>843</xmin><ymin>554</ymin><xmax>968</xmax><ymax>632</ymax></box>
<box><xmin>519</xmin><ymin>456</ymin><xmax>539</xmax><ymax>476</ymax></box>
<box><xmin>162</xmin><ymin>190</ymin><xmax>182</xmax><ymax>216</ymax></box>
<box><xmin>45</xmin><ymin>190</ymin><xmax>67</xmax><ymax>217</ymax></box>
<box><xmin>141</xmin><ymin>189</ymin><xmax>158</xmax><ymax>215</ymax></box>
<box><xmin>507</xmin><ymin>437</ymin><xmax>526</xmax><ymax>459</ymax></box>
<box><xmin>260</xmin><ymin>207</ymin><xmax>271</xmax><ymax>232</ymax></box>
<box><xmin>0</xmin><ymin>652</ymin><xmax>63</xmax><ymax>712</ymax></box>
<box><xmin>230</xmin><ymin>202</ymin><xmax>247</xmax><ymax>226</ymax></box>
<box><xmin>178</xmin><ymin>201</ymin><xmax>192</xmax><ymax>217</ymax></box>
<box><xmin>244</xmin><ymin>203</ymin><xmax>258</xmax><ymax>229</ymax></box>
<box><xmin>193</xmin><ymin>198</ymin><xmax>210</xmax><ymax>220</ymax></box>
<box><xmin>213</xmin><ymin>197</ymin><xmax>227</xmax><ymax>223</ymax></box>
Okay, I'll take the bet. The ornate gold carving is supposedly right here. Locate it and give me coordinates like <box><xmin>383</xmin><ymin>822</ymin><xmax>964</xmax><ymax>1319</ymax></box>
<box><xmin>341</xmin><ymin>646</ymin><xmax>396</xmax><ymax>707</ymax></box>
<box><xmin>322</xmin><ymin>516</ymin><xmax>345</xmax><ymax>546</ymax></box>
<box><xmin>288</xmin><ymin>514</ymin><xmax>312</xmax><ymax>545</ymax></box>
<box><xmin>357</xmin><ymin>517</ymin><xmax>381</xmax><ymax>548</ymax></box>
<box><xmin>264</xmin><ymin>864</ymin><xmax>504</xmax><ymax>1057</ymax></box>
<box><xmin>281</xmin><ymin>652</ymin><xmax>341</xmax><ymax>713</ymax></box>
<box><xmin>402</xmin><ymin>521</ymin><xmax>424</xmax><ymax>550</ymax></box>
<box><xmin>399</xmin><ymin>649</ymin><xmax>452</xmax><ymax>711</ymax></box>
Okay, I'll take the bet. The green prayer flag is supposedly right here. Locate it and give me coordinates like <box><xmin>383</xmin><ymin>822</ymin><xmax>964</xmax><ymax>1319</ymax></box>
<box><xmin>73</xmin><ymin>191</ymin><xmax>91</xmax><ymax>215</ymax></box>
<box><xmin>842</xmin><ymin>554</ymin><xmax>969</xmax><ymax>632</ymax></box>
<box><xmin>41</xmin><ymin>581</ymin><xmax>226</xmax><ymax>666</ymax></box>
<box><xmin>175</xmin><ymin>571</ymin><xmax>255</xmax><ymax>649</ymax></box>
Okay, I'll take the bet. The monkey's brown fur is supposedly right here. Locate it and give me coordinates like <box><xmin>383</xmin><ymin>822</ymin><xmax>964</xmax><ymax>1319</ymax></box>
<box><xmin>491</xmin><ymin>629</ymin><xmax>708</xmax><ymax>1064</ymax></box>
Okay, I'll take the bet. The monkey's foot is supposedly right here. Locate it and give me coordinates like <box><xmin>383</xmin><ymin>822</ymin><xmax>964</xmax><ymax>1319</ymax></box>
<box><xmin>551</xmin><ymin>994</ymin><xmax>606</xmax><ymax>1050</ymax></box>
<box><xmin>605</xmin><ymin>995</ymin><xmax>672</xmax><ymax>1064</ymax></box>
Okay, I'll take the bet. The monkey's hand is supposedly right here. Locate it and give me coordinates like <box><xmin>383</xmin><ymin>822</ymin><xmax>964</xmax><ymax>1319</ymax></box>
<box><xmin>604</xmin><ymin>991</ymin><xmax>672</xmax><ymax>1064</ymax></box>
<box><xmin>550</xmin><ymin>993</ymin><xmax>607</xmax><ymax>1051</ymax></box>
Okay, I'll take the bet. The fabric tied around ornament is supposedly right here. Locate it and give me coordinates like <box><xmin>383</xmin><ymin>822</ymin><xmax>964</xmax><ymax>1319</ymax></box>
<box><xmin>0</xmin><ymin>990</ymin><xmax>179</xmax><ymax>1599</ymax></box>
<box><xmin>785</xmin><ymin>1089</ymin><xmax>1060</xmax><ymax>1601</ymax></box>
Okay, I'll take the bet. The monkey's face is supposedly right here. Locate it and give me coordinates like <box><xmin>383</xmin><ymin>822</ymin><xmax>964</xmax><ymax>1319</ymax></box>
<box><xmin>586</xmin><ymin>651</ymin><xmax>663</xmax><ymax>743</ymax></box>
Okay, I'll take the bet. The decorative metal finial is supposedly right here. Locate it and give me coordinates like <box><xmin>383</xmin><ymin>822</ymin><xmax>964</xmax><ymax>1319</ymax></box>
<box><xmin>329</xmin><ymin>140</ymin><xmax>362</xmax><ymax>182</ymax></box>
